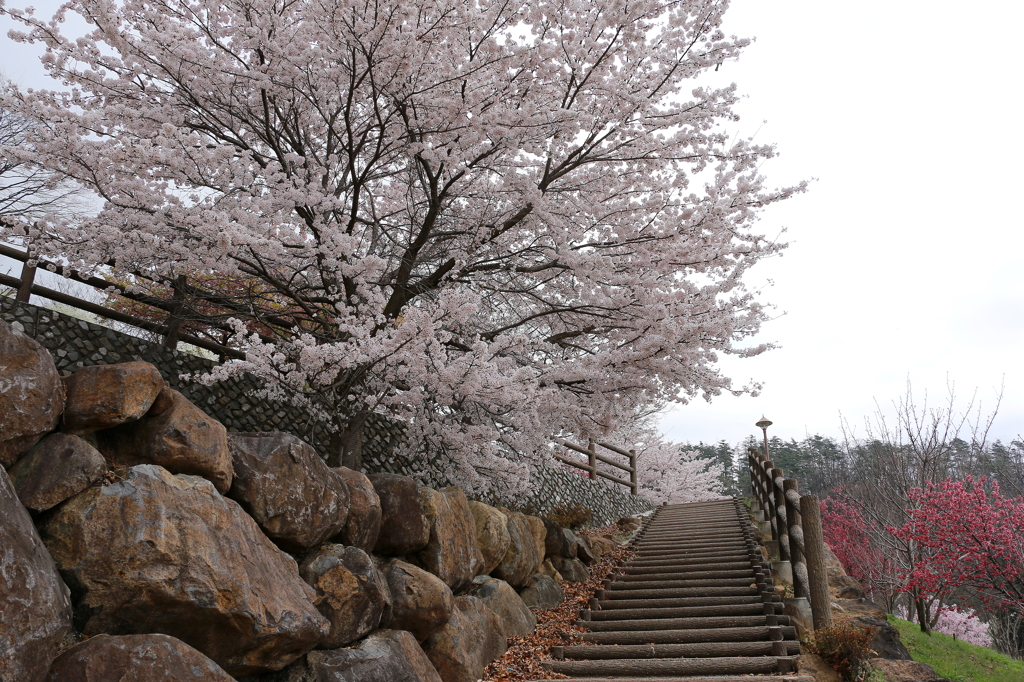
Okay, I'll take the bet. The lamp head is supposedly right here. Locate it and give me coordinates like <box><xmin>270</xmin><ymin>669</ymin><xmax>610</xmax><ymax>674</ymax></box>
<box><xmin>755</xmin><ymin>416</ymin><xmax>773</xmax><ymax>430</ymax></box>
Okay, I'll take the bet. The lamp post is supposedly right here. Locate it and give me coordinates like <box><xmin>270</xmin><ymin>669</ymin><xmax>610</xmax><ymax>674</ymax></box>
<box><xmin>755</xmin><ymin>416</ymin><xmax>772</xmax><ymax>458</ymax></box>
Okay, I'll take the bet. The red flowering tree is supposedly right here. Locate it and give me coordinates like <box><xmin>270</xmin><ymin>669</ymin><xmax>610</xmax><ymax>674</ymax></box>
<box><xmin>821</xmin><ymin>495</ymin><xmax>901</xmax><ymax>608</ymax></box>
<box><xmin>891</xmin><ymin>476</ymin><xmax>1024</xmax><ymax>615</ymax></box>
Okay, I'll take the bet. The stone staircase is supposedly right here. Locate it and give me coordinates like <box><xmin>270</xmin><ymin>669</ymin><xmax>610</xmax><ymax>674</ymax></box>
<box><xmin>538</xmin><ymin>499</ymin><xmax>814</xmax><ymax>681</ymax></box>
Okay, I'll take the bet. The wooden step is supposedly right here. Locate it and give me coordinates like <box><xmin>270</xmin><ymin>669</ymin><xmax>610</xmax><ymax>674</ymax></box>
<box><xmin>554</xmin><ymin>640</ymin><xmax>801</xmax><ymax>659</ymax></box>
<box><xmin>542</xmin><ymin>655</ymin><xmax>796</xmax><ymax>677</ymax></box>
<box><xmin>616</xmin><ymin>569</ymin><xmax>756</xmax><ymax>581</ymax></box>
<box><xmin>594</xmin><ymin>595</ymin><xmax>777</xmax><ymax>609</ymax></box>
<box><xmin>578</xmin><ymin>624</ymin><xmax>798</xmax><ymax>645</ymax></box>
<box><xmin>601</xmin><ymin>586</ymin><xmax>760</xmax><ymax>599</ymax></box>
<box><xmin>608</xmin><ymin>578</ymin><xmax>756</xmax><ymax>590</ymax></box>
<box><xmin>533</xmin><ymin>677</ymin><xmax>815</xmax><ymax>682</ymax></box>
<box><xmin>579</xmin><ymin>615</ymin><xmax>786</xmax><ymax>631</ymax></box>
<box><xmin>589</xmin><ymin>603</ymin><xmax>782</xmax><ymax>620</ymax></box>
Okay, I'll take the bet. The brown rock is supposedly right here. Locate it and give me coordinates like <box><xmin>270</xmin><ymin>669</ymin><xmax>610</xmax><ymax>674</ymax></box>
<box><xmin>542</xmin><ymin>518</ymin><xmax>573</xmax><ymax>559</ymax></box>
<box><xmin>0</xmin><ymin>318</ymin><xmax>64</xmax><ymax>467</ymax></box>
<box><xmin>518</xmin><ymin>574</ymin><xmax>564</xmax><ymax>609</ymax></box>
<box><xmin>45</xmin><ymin>633</ymin><xmax>235</xmax><ymax>682</ymax></box>
<box><xmin>869</xmin><ymin>658</ymin><xmax>941</xmax><ymax>681</ymax></box>
<box><xmin>575</xmin><ymin>534</ymin><xmax>596</xmax><ymax>564</ymax></box>
<box><xmin>228</xmin><ymin>432</ymin><xmax>350</xmax><ymax>552</ymax></box>
<box><xmin>101</xmin><ymin>388</ymin><xmax>232</xmax><ymax>493</ymax></box>
<box><xmin>525</xmin><ymin>515</ymin><xmax>547</xmax><ymax>563</ymax></box>
<box><xmin>464</xmin><ymin>575</ymin><xmax>536</xmax><ymax>638</ymax></box>
<box><xmin>0</xmin><ymin>467</ymin><xmax>72</xmax><ymax>682</ymax></box>
<box><xmin>585</xmin><ymin>533</ymin><xmax>617</xmax><ymax>559</ymax></box>
<box><xmin>332</xmin><ymin>466</ymin><xmax>382</xmax><ymax>552</ymax></box>
<box><xmin>305</xmin><ymin>629</ymin><xmax>443</xmax><ymax>682</ymax></box>
<box><xmin>493</xmin><ymin>511</ymin><xmax>542</xmax><ymax>588</ymax></box>
<box><xmin>369</xmin><ymin>473</ymin><xmax>430</xmax><ymax>556</ymax></box>
<box><xmin>468</xmin><ymin>501</ymin><xmax>511</xmax><ymax>576</ymax></box>
<box><xmin>7</xmin><ymin>433</ymin><xmax>107</xmax><ymax>511</ymax></box>
<box><xmin>855</xmin><ymin>616</ymin><xmax>912</xmax><ymax>660</ymax></box>
<box><xmin>415</xmin><ymin>487</ymin><xmax>483</xmax><ymax>591</ymax></box>
<box><xmin>423</xmin><ymin>596</ymin><xmax>507</xmax><ymax>682</ymax></box>
<box><xmin>300</xmin><ymin>544</ymin><xmax>391</xmax><ymax>649</ymax></box>
<box><xmin>381</xmin><ymin>559</ymin><xmax>455</xmax><ymax>642</ymax></box>
<box><xmin>40</xmin><ymin>464</ymin><xmax>330</xmax><ymax>675</ymax></box>
<box><xmin>796</xmin><ymin>653</ymin><xmax>842</xmax><ymax>682</ymax></box>
<box><xmin>552</xmin><ymin>556</ymin><xmax>590</xmax><ymax>583</ymax></box>
<box><xmin>60</xmin><ymin>361</ymin><xmax>163</xmax><ymax>435</ymax></box>
<box><xmin>537</xmin><ymin>559</ymin><xmax>564</xmax><ymax>585</ymax></box>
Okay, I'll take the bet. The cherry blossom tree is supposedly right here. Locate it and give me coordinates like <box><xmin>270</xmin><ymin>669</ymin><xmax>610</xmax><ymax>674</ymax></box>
<box><xmin>0</xmin><ymin>0</ymin><xmax>801</xmax><ymax>495</ymax></box>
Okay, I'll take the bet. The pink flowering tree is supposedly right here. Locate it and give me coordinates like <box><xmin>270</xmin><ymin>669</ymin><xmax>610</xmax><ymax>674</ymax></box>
<box><xmin>0</xmin><ymin>0</ymin><xmax>801</xmax><ymax>495</ymax></box>
<box><xmin>613</xmin><ymin>416</ymin><xmax>724</xmax><ymax>504</ymax></box>
<box><xmin>891</xmin><ymin>477</ymin><xmax>1024</xmax><ymax>616</ymax></box>
<box><xmin>932</xmin><ymin>607</ymin><xmax>992</xmax><ymax>648</ymax></box>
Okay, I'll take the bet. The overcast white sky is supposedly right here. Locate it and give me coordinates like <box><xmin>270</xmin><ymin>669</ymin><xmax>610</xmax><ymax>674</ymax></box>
<box><xmin>2</xmin><ymin>0</ymin><xmax>1022</xmax><ymax>449</ymax></box>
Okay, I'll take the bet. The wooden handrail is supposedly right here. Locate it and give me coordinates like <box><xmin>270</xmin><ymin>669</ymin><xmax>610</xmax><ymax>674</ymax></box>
<box><xmin>551</xmin><ymin>436</ymin><xmax>638</xmax><ymax>495</ymax></box>
<box><xmin>748</xmin><ymin>443</ymin><xmax>831</xmax><ymax>631</ymax></box>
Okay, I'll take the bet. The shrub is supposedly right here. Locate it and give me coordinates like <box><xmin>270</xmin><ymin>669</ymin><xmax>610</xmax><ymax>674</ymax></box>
<box><xmin>806</xmin><ymin>624</ymin><xmax>877</xmax><ymax>682</ymax></box>
<box><xmin>545</xmin><ymin>503</ymin><xmax>593</xmax><ymax>529</ymax></box>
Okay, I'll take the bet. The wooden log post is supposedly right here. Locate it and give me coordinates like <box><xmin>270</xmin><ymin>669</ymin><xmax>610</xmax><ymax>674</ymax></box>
<box><xmin>587</xmin><ymin>439</ymin><xmax>597</xmax><ymax>480</ymax></box>
<box><xmin>161</xmin><ymin>274</ymin><xmax>187</xmax><ymax>350</ymax></box>
<box><xmin>801</xmin><ymin>494</ymin><xmax>833</xmax><ymax>630</ymax></box>
<box><xmin>783</xmin><ymin>479</ymin><xmax>809</xmax><ymax>600</ymax></box>
<box><xmin>15</xmin><ymin>258</ymin><xmax>36</xmax><ymax>303</ymax></box>
<box><xmin>629</xmin><ymin>449</ymin><xmax>637</xmax><ymax>495</ymax></box>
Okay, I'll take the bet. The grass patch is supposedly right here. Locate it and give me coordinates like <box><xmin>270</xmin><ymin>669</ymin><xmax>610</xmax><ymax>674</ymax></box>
<box><xmin>888</xmin><ymin>615</ymin><xmax>1024</xmax><ymax>682</ymax></box>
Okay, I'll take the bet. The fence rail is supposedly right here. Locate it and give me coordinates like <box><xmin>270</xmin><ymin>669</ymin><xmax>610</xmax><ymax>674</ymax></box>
<box><xmin>748</xmin><ymin>445</ymin><xmax>832</xmax><ymax>631</ymax></box>
<box><xmin>551</xmin><ymin>436</ymin><xmax>638</xmax><ymax>495</ymax></box>
<box><xmin>0</xmin><ymin>243</ymin><xmax>244</xmax><ymax>359</ymax></box>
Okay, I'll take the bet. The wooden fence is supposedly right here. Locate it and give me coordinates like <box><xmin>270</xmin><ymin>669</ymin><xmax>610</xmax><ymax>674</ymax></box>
<box><xmin>748</xmin><ymin>445</ymin><xmax>833</xmax><ymax>631</ymax></box>
<box><xmin>0</xmin><ymin>243</ymin><xmax>243</xmax><ymax>359</ymax></box>
<box><xmin>551</xmin><ymin>436</ymin><xmax>638</xmax><ymax>495</ymax></box>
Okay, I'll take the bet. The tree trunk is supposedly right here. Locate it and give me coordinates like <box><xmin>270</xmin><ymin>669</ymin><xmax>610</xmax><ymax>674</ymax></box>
<box><xmin>914</xmin><ymin>594</ymin><xmax>931</xmax><ymax>634</ymax></box>
<box><xmin>327</xmin><ymin>412</ymin><xmax>368</xmax><ymax>470</ymax></box>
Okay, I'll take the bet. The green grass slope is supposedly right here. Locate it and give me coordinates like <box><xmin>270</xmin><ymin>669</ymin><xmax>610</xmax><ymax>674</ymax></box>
<box><xmin>888</xmin><ymin>615</ymin><xmax>1024</xmax><ymax>682</ymax></box>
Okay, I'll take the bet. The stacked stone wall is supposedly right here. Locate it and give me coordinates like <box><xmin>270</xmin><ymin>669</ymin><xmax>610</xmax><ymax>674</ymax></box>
<box><xmin>1</xmin><ymin>297</ymin><xmax>653</xmax><ymax>524</ymax></box>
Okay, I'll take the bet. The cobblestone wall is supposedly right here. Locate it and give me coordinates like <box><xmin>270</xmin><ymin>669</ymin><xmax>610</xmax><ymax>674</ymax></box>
<box><xmin>2</xmin><ymin>297</ymin><xmax>653</xmax><ymax>525</ymax></box>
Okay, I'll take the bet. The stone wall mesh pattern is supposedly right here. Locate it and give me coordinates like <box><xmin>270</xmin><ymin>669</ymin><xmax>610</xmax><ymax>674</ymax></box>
<box><xmin>2</xmin><ymin>298</ymin><xmax>653</xmax><ymax>525</ymax></box>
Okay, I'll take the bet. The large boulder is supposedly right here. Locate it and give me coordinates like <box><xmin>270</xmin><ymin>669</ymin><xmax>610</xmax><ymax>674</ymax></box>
<box><xmin>525</xmin><ymin>515</ymin><xmax>547</xmax><ymax>564</ymax></box>
<box><xmin>584</xmin><ymin>532</ymin><xmax>617</xmax><ymax>560</ymax></box>
<box><xmin>869</xmin><ymin>658</ymin><xmax>942</xmax><ymax>681</ymax></box>
<box><xmin>492</xmin><ymin>511</ymin><xmax>542</xmax><ymax>588</ymax></box>
<box><xmin>60</xmin><ymin>361</ymin><xmax>163</xmax><ymax>435</ymax></box>
<box><xmin>553</xmin><ymin>556</ymin><xmax>590</xmax><ymax>583</ymax></box>
<box><xmin>854</xmin><ymin>615</ymin><xmax>912</xmax><ymax>660</ymax></box>
<box><xmin>40</xmin><ymin>464</ymin><xmax>330</xmax><ymax>675</ymax></box>
<box><xmin>542</xmin><ymin>518</ymin><xmax>573</xmax><ymax>559</ymax></box>
<box><xmin>228</xmin><ymin>432</ymin><xmax>350</xmax><ymax>552</ymax></box>
<box><xmin>304</xmin><ymin>630</ymin><xmax>443</xmax><ymax>682</ymax></box>
<box><xmin>100</xmin><ymin>388</ymin><xmax>232</xmax><ymax>493</ymax></box>
<box><xmin>380</xmin><ymin>559</ymin><xmax>455</xmax><ymax>642</ymax></box>
<box><xmin>332</xmin><ymin>466</ymin><xmax>382</xmax><ymax>552</ymax></box>
<box><xmin>468</xmin><ymin>501</ymin><xmax>511</xmax><ymax>576</ymax></box>
<box><xmin>415</xmin><ymin>487</ymin><xmax>483</xmax><ymax>592</ymax></box>
<box><xmin>0</xmin><ymin>318</ymin><xmax>64</xmax><ymax>467</ymax></box>
<box><xmin>7</xmin><ymin>433</ymin><xmax>106</xmax><ymax>511</ymax></box>
<box><xmin>369</xmin><ymin>473</ymin><xmax>430</xmax><ymax>556</ymax></box>
<box><xmin>300</xmin><ymin>544</ymin><xmax>391</xmax><ymax>649</ymax></box>
<box><xmin>518</xmin><ymin>574</ymin><xmax>564</xmax><ymax>610</ymax></box>
<box><xmin>0</xmin><ymin>467</ymin><xmax>72</xmax><ymax>682</ymax></box>
<box><xmin>45</xmin><ymin>633</ymin><xmax>235</xmax><ymax>682</ymax></box>
<box><xmin>464</xmin><ymin>576</ymin><xmax>536</xmax><ymax>638</ymax></box>
<box><xmin>537</xmin><ymin>559</ymin><xmax>564</xmax><ymax>585</ymax></box>
<box><xmin>423</xmin><ymin>596</ymin><xmax>507</xmax><ymax>682</ymax></box>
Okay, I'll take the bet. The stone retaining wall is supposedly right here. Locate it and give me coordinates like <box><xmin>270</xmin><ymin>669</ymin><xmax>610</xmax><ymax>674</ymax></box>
<box><xmin>1</xmin><ymin>297</ymin><xmax>653</xmax><ymax>524</ymax></box>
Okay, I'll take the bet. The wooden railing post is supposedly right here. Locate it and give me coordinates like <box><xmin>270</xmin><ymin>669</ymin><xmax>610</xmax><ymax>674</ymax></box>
<box><xmin>801</xmin><ymin>494</ymin><xmax>833</xmax><ymax>630</ymax></box>
<box><xmin>784</xmin><ymin>478</ymin><xmax>809</xmax><ymax>599</ymax></box>
<box><xmin>628</xmin><ymin>448</ymin><xmax>637</xmax><ymax>495</ymax></box>
<box><xmin>161</xmin><ymin>274</ymin><xmax>187</xmax><ymax>350</ymax></box>
<box><xmin>15</xmin><ymin>258</ymin><xmax>35</xmax><ymax>303</ymax></box>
